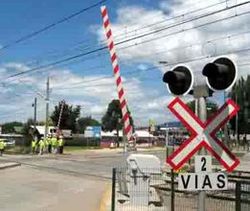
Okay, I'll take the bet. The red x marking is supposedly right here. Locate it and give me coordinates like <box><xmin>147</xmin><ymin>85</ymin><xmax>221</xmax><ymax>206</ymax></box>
<box><xmin>167</xmin><ymin>97</ymin><xmax>240</xmax><ymax>172</ymax></box>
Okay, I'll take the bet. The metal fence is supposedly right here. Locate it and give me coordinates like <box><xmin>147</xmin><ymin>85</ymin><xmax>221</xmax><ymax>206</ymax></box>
<box><xmin>111</xmin><ymin>168</ymin><xmax>250</xmax><ymax>211</ymax></box>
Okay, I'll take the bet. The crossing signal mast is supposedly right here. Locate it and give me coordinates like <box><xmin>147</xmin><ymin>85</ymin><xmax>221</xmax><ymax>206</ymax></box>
<box><xmin>162</xmin><ymin>57</ymin><xmax>238</xmax><ymax>211</ymax></box>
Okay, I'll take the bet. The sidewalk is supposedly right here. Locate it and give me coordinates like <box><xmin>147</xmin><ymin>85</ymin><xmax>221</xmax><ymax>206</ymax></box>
<box><xmin>0</xmin><ymin>160</ymin><xmax>21</xmax><ymax>170</ymax></box>
<box><xmin>99</xmin><ymin>184</ymin><xmax>112</xmax><ymax>211</ymax></box>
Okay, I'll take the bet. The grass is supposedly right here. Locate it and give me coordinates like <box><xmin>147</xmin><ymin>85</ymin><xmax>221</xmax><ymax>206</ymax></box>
<box><xmin>4</xmin><ymin>146</ymin><xmax>31</xmax><ymax>154</ymax></box>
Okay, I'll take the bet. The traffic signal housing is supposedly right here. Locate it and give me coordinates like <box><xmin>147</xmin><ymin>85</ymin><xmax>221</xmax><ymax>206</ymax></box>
<box><xmin>202</xmin><ymin>57</ymin><xmax>237</xmax><ymax>91</ymax></box>
<box><xmin>162</xmin><ymin>65</ymin><xmax>193</xmax><ymax>96</ymax></box>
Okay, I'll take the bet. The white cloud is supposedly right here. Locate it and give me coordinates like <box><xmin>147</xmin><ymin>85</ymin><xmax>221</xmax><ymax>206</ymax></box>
<box><xmin>0</xmin><ymin>0</ymin><xmax>250</xmax><ymax>126</ymax></box>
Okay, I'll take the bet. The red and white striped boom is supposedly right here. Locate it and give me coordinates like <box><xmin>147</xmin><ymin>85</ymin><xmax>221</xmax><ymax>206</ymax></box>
<box><xmin>101</xmin><ymin>5</ymin><xmax>133</xmax><ymax>141</ymax></box>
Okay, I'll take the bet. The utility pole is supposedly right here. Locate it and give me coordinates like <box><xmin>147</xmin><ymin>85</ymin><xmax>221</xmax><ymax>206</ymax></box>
<box><xmin>44</xmin><ymin>77</ymin><xmax>50</xmax><ymax>139</ymax></box>
<box><xmin>33</xmin><ymin>97</ymin><xmax>37</xmax><ymax>131</ymax></box>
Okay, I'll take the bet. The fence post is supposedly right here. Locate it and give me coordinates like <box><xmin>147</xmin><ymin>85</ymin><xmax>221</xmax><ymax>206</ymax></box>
<box><xmin>235</xmin><ymin>181</ymin><xmax>241</xmax><ymax>211</ymax></box>
<box><xmin>111</xmin><ymin>168</ymin><xmax>116</xmax><ymax>211</ymax></box>
<box><xmin>171</xmin><ymin>169</ymin><xmax>175</xmax><ymax>211</ymax></box>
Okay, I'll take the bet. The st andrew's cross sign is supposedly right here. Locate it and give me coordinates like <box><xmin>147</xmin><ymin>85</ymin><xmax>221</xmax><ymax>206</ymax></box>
<box><xmin>167</xmin><ymin>97</ymin><xmax>240</xmax><ymax>172</ymax></box>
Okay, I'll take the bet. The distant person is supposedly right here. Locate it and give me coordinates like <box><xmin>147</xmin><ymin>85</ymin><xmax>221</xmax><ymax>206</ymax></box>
<box><xmin>0</xmin><ymin>139</ymin><xmax>6</xmax><ymax>156</ymax></box>
<box><xmin>39</xmin><ymin>139</ymin><xmax>45</xmax><ymax>155</ymax></box>
<box><xmin>47</xmin><ymin>135</ymin><xmax>52</xmax><ymax>153</ymax></box>
<box><xmin>51</xmin><ymin>134</ymin><xmax>58</xmax><ymax>154</ymax></box>
<box><xmin>58</xmin><ymin>135</ymin><xmax>64</xmax><ymax>154</ymax></box>
<box><xmin>31</xmin><ymin>139</ymin><xmax>36</xmax><ymax>154</ymax></box>
<box><xmin>43</xmin><ymin>137</ymin><xmax>48</xmax><ymax>153</ymax></box>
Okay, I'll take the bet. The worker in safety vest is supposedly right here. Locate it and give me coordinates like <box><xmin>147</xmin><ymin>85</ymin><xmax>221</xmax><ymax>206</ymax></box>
<box><xmin>0</xmin><ymin>139</ymin><xmax>6</xmax><ymax>156</ymax></box>
<box><xmin>43</xmin><ymin>137</ymin><xmax>48</xmax><ymax>153</ymax></box>
<box><xmin>51</xmin><ymin>135</ymin><xmax>58</xmax><ymax>154</ymax></box>
<box><xmin>31</xmin><ymin>139</ymin><xmax>36</xmax><ymax>154</ymax></box>
<box><xmin>58</xmin><ymin>135</ymin><xmax>64</xmax><ymax>154</ymax></box>
<box><xmin>39</xmin><ymin>139</ymin><xmax>45</xmax><ymax>155</ymax></box>
<box><xmin>47</xmin><ymin>134</ymin><xmax>52</xmax><ymax>153</ymax></box>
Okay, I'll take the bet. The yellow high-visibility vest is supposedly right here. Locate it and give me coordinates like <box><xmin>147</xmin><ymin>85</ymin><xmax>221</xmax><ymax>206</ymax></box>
<box><xmin>32</xmin><ymin>140</ymin><xmax>36</xmax><ymax>148</ymax></box>
<box><xmin>58</xmin><ymin>139</ymin><xmax>64</xmax><ymax>147</ymax></box>
<box><xmin>0</xmin><ymin>141</ymin><xmax>5</xmax><ymax>150</ymax></box>
<box><xmin>51</xmin><ymin>138</ymin><xmax>58</xmax><ymax>146</ymax></box>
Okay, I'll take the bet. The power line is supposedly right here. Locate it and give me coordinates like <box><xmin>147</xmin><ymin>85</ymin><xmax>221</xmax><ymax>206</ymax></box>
<box><xmin>25</xmin><ymin>0</ymin><xmax>227</xmax><ymax>62</ymax></box>
<box><xmin>50</xmin><ymin>46</ymin><xmax>250</xmax><ymax>90</ymax></box>
<box><xmin>97</xmin><ymin>0</ymin><xmax>229</xmax><ymax>46</ymax></box>
<box><xmin>12</xmin><ymin>0</ymin><xmax>231</xmax><ymax>68</ymax></box>
<box><xmin>0</xmin><ymin>0</ymin><xmax>107</xmax><ymax>52</ymax></box>
<box><xmin>74</xmin><ymin>0</ymin><xmax>230</xmax><ymax>50</ymax></box>
<box><xmin>3</xmin><ymin>1</ymin><xmax>250</xmax><ymax>81</ymax></box>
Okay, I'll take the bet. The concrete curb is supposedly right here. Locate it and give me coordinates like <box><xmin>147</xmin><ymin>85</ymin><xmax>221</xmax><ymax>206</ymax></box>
<box><xmin>99</xmin><ymin>184</ymin><xmax>112</xmax><ymax>211</ymax></box>
<box><xmin>0</xmin><ymin>162</ymin><xmax>21</xmax><ymax>170</ymax></box>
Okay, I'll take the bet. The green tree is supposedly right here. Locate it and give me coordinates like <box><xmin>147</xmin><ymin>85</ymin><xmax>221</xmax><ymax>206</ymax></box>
<box><xmin>76</xmin><ymin>116</ymin><xmax>101</xmax><ymax>134</ymax></box>
<box><xmin>50</xmin><ymin>101</ymin><xmax>80</xmax><ymax>132</ymax></box>
<box><xmin>102</xmin><ymin>99</ymin><xmax>134</xmax><ymax>146</ymax></box>
<box><xmin>229</xmin><ymin>76</ymin><xmax>250</xmax><ymax>135</ymax></box>
<box><xmin>2</xmin><ymin>121</ymin><xmax>23</xmax><ymax>134</ymax></box>
<box><xmin>187</xmin><ymin>99</ymin><xmax>219</xmax><ymax>119</ymax></box>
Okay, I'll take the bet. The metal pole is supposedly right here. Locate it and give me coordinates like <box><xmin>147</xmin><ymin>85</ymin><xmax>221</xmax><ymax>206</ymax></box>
<box><xmin>236</xmin><ymin>93</ymin><xmax>239</xmax><ymax>148</ymax></box>
<box><xmin>45</xmin><ymin>77</ymin><xmax>49</xmax><ymax>139</ymax></box>
<box><xmin>123</xmin><ymin>134</ymin><xmax>127</xmax><ymax>153</ymax></box>
<box><xmin>235</xmin><ymin>181</ymin><xmax>241</xmax><ymax>211</ymax></box>
<box><xmin>111</xmin><ymin>168</ymin><xmax>116</xmax><ymax>211</ymax></box>
<box><xmin>166</xmin><ymin>123</ymin><xmax>169</xmax><ymax>159</ymax></box>
<box><xmin>198</xmin><ymin>97</ymin><xmax>207</xmax><ymax>211</ymax></box>
<box><xmin>171</xmin><ymin>168</ymin><xmax>175</xmax><ymax>211</ymax></box>
<box><xmin>195</xmin><ymin>99</ymin><xmax>199</xmax><ymax>116</ymax></box>
<box><xmin>34</xmin><ymin>97</ymin><xmax>37</xmax><ymax>131</ymax></box>
<box><xmin>224</xmin><ymin>91</ymin><xmax>230</xmax><ymax>148</ymax></box>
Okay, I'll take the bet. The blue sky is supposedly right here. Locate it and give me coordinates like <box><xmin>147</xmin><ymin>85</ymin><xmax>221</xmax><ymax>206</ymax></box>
<box><xmin>0</xmin><ymin>0</ymin><xmax>249</xmax><ymax>126</ymax></box>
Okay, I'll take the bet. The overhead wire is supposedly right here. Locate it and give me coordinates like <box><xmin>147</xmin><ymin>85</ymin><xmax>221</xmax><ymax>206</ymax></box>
<box><xmin>0</xmin><ymin>0</ymin><xmax>108</xmax><ymax>52</ymax></box>
<box><xmin>38</xmin><ymin>0</ymin><xmax>228</xmax><ymax>57</ymax></box>
<box><xmin>10</xmin><ymin>0</ymin><xmax>231</xmax><ymax>69</ymax></box>
<box><xmin>3</xmin><ymin>2</ymin><xmax>250</xmax><ymax>83</ymax></box>
<box><xmin>50</xmin><ymin>46</ymin><xmax>250</xmax><ymax>90</ymax></box>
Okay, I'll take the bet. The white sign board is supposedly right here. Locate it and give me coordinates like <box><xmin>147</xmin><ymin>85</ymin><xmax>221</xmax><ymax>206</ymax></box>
<box><xmin>84</xmin><ymin>126</ymin><xmax>101</xmax><ymax>138</ymax></box>
<box><xmin>178</xmin><ymin>172</ymin><xmax>228</xmax><ymax>191</ymax></box>
<box><xmin>195</xmin><ymin>155</ymin><xmax>212</xmax><ymax>173</ymax></box>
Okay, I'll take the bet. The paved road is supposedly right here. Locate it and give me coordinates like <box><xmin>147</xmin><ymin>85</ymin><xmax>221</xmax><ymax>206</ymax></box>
<box><xmin>0</xmin><ymin>148</ymin><xmax>166</xmax><ymax>211</ymax></box>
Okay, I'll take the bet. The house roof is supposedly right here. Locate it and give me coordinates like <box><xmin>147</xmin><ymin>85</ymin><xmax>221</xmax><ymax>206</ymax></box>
<box><xmin>30</xmin><ymin>125</ymin><xmax>56</xmax><ymax>135</ymax></box>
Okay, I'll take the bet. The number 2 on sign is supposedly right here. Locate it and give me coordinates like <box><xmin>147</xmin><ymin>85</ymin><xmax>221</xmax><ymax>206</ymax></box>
<box><xmin>195</xmin><ymin>156</ymin><xmax>212</xmax><ymax>172</ymax></box>
<box><xmin>201</xmin><ymin>157</ymin><xmax>206</xmax><ymax>171</ymax></box>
